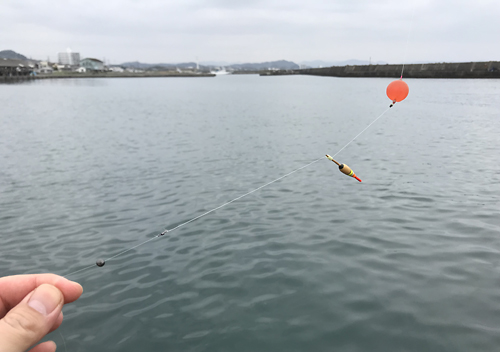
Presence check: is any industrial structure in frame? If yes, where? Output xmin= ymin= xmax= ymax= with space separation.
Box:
xmin=58 ymin=48 xmax=80 ymax=66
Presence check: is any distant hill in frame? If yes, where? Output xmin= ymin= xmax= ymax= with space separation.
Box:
xmin=119 ymin=61 xmax=160 ymax=69
xmin=0 ymin=50 xmax=28 ymax=60
xmin=228 ymin=60 xmax=299 ymax=70
xmin=120 ymin=61 xmax=207 ymax=70
xmin=200 ymin=61 xmax=233 ymax=66
xmin=299 ymin=59 xmax=388 ymax=68
xmin=119 ymin=60 xmax=300 ymax=71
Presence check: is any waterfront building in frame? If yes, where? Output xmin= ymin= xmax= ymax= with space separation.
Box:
xmin=109 ymin=66 xmax=124 ymax=72
xmin=55 ymin=64 xmax=72 ymax=71
xmin=125 ymin=67 xmax=144 ymax=73
xmin=37 ymin=61 xmax=53 ymax=74
xmin=0 ymin=58 xmax=36 ymax=77
xmin=80 ymin=58 xmax=105 ymax=71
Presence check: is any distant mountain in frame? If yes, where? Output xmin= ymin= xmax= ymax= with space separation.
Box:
xmin=0 ymin=50 xmax=28 ymax=60
xmin=119 ymin=61 xmax=208 ymax=70
xmin=299 ymin=59 xmax=387 ymax=68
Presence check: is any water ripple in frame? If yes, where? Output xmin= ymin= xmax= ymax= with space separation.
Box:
xmin=1 ymin=77 xmax=500 ymax=352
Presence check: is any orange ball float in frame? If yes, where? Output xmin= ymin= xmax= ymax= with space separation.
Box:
xmin=386 ymin=79 xmax=409 ymax=103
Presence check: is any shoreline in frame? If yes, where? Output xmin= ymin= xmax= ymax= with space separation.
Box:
xmin=0 ymin=72 xmax=216 ymax=81
xmin=2 ymin=61 xmax=500 ymax=80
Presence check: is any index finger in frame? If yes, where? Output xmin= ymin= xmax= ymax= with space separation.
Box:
xmin=0 ymin=274 xmax=83 ymax=317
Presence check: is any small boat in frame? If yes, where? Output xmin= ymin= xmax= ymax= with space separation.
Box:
xmin=211 ymin=67 xmax=230 ymax=75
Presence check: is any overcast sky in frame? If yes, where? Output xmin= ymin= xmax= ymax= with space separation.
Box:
xmin=1 ymin=0 xmax=499 ymax=64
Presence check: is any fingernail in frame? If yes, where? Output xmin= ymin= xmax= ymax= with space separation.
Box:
xmin=28 ymin=284 xmax=61 ymax=316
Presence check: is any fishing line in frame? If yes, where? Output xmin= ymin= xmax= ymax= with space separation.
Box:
xmin=64 ymin=106 xmax=392 ymax=279
xmin=400 ymin=11 xmax=416 ymax=79
xmin=59 ymin=331 xmax=68 ymax=352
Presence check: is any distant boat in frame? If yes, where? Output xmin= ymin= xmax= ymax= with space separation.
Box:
xmin=211 ymin=67 xmax=230 ymax=75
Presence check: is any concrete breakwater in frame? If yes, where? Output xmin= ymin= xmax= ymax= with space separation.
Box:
xmin=262 ymin=61 xmax=500 ymax=79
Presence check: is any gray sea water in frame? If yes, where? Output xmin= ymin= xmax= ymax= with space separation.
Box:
xmin=1 ymin=75 xmax=499 ymax=352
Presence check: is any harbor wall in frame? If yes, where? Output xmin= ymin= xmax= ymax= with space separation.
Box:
xmin=264 ymin=61 xmax=500 ymax=79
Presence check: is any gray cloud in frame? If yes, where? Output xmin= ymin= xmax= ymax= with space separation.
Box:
xmin=1 ymin=0 xmax=499 ymax=64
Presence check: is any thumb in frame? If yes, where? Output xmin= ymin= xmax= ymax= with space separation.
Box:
xmin=0 ymin=284 xmax=64 ymax=352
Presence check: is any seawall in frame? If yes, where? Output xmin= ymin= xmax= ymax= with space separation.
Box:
xmin=261 ymin=61 xmax=500 ymax=79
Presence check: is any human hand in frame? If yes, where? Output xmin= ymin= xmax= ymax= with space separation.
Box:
xmin=0 ymin=274 xmax=83 ymax=352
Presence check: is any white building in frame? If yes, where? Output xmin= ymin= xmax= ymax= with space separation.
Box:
xmin=58 ymin=48 xmax=80 ymax=66
xmin=125 ymin=67 xmax=144 ymax=73
xmin=109 ymin=66 xmax=124 ymax=72
xmin=80 ymin=58 xmax=105 ymax=71
xmin=36 ymin=61 xmax=53 ymax=74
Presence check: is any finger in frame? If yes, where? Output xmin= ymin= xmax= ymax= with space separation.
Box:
xmin=28 ymin=341 xmax=57 ymax=352
xmin=48 ymin=311 xmax=63 ymax=334
xmin=0 ymin=284 xmax=64 ymax=352
xmin=0 ymin=274 xmax=82 ymax=317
